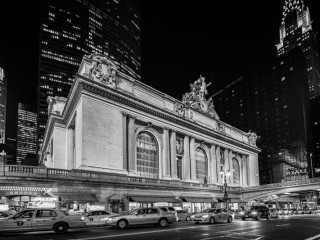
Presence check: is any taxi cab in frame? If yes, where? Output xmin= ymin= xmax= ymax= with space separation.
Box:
xmin=192 ymin=208 xmax=233 ymax=224
xmin=81 ymin=210 xmax=116 ymax=226
xmin=0 ymin=208 xmax=86 ymax=235
xmin=176 ymin=210 xmax=192 ymax=221
xmin=107 ymin=207 xmax=176 ymax=229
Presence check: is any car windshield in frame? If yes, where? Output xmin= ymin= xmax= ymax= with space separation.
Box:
xmin=202 ymin=208 xmax=215 ymax=213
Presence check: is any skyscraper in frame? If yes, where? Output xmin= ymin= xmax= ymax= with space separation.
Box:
xmin=0 ymin=67 xmax=7 ymax=143
xmin=213 ymin=48 xmax=312 ymax=184
xmin=16 ymin=104 xmax=37 ymax=165
xmin=38 ymin=0 xmax=141 ymax=145
xmin=276 ymin=0 xmax=320 ymax=98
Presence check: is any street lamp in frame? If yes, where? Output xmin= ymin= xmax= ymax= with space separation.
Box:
xmin=220 ymin=167 xmax=231 ymax=209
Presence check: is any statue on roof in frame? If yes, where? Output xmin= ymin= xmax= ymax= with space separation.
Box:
xmin=179 ymin=75 xmax=219 ymax=119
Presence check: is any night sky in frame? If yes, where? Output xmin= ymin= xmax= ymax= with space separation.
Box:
xmin=0 ymin=0 xmax=319 ymax=139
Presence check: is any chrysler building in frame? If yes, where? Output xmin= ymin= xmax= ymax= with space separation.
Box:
xmin=276 ymin=0 xmax=320 ymax=98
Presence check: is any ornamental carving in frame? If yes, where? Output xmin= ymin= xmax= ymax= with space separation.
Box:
xmin=88 ymin=55 xmax=121 ymax=88
xmin=177 ymin=75 xmax=219 ymax=119
xmin=176 ymin=137 xmax=184 ymax=155
xmin=247 ymin=130 xmax=258 ymax=147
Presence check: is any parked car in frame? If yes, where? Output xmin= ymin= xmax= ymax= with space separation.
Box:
xmin=106 ymin=207 xmax=177 ymax=229
xmin=176 ymin=210 xmax=192 ymax=221
xmin=303 ymin=208 xmax=317 ymax=214
xmin=241 ymin=205 xmax=270 ymax=221
xmin=0 ymin=208 xmax=86 ymax=235
xmin=269 ymin=208 xmax=279 ymax=218
xmin=192 ymin=208 xmax=233 ymax=224
xmin=81 ymin=210 xmax=116 ymax=226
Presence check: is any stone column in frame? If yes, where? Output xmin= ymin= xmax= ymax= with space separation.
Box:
xmin=210 ymin=144 xmax=217 ymax=183
xmin=190 ymin=137 xmax=197 ymax=180
xmin=229 ymin=151 xmax=234 ymax=185
xmin=241 ymin=155 xmax=247 ymax=186
xmin=66 ymin=127 xmax=74 ymax=169
xmin=128 ymin=116 xmax=136 ymax=173
xmin=163 ymin=127 xmax=170 ymax=178
xmin=224 ymin=149 xmax=230 ymax=183
xmin=183 ymin=135 xmax=190 ymax=180
xmin=122 ymin=113 xmax=128 ymax=171
xmin=216 ymin=146 xmax=222 ymax=183
xmin=170 ymin=131 xmax=178 ymax=178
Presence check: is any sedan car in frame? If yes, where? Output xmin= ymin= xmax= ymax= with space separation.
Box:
xmin=81 ymin=210 xmax=116 ymax=226
xmin=176 ymin=210 xmax=192 ymax=221
xmin=107 ymin=207 xmax=176 ymax=229
xmin=241 ymin=205 xmax=270 ymax=221
xmin=0 ymin=208 xmax=86 ymax=235
xmin=192 ymin=208 xmax=233 ymax=224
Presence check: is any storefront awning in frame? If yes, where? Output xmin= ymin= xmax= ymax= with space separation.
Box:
xmin=129 ymin=196 xmax=181 ymax=203
xmin=57 ymin=194 xmax=98 ymax=202
xmin=183 ymin=197 xmax=216 ymax=203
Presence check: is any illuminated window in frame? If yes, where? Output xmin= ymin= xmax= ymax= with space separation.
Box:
xmin=136 ymin=132 xmax=158 ymax=178
xmin=232 ymin=158 xmax=240 ymax=185
xmin=195 ymin=148 xmax=208 ymax=181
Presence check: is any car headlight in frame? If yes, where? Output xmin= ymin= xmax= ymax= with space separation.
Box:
xmin=239 ymin=211 xmax=244 ymax=215
xmin=202 ymin=215 xmax=209 ymax=218
xmin=191 ymin=215 xmax=195 ymax=219
xmin=80 ymin=216 xmax=85 ymax=221
xmin=251 ymin=211 xmax=257 ymax=215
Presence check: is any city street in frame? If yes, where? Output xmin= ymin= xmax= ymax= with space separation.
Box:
xmin=2 ymin=214 xmax=320 ymax=240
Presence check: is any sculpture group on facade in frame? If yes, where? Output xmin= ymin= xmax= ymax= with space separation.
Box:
xmin=88 ymin=55 xmax=121 ymax=88
xmin=176 ymin=75 xmax=220 ymax=119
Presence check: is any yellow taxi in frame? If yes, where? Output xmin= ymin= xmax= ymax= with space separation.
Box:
xmin=0 ymin=208 xmax=86 ymax=235
xmin=81 ymin=210 xmax=116 ymax=226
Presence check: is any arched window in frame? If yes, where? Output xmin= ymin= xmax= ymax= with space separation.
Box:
xmin=136 ymin=132 xmax=158 ymax=178
xmin=195 ymin=148 xmax=208 ymax=181
xmin=232 ymin=158 xmax=240 ymax=185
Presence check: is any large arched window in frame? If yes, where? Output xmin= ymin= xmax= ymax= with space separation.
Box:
xmin=136 ymin=132 xmax=158 ymax=178
xmin=232 ymin=158 xmax=240 ymax=185
xmin=195 ymin=148 xmax=208 ymax=181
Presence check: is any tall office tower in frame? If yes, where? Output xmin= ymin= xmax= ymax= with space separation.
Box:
xmin=0 ymin=67 xmax=7 ymax=143
xmin=310 ymin=96 xmax=320 ymax=177
xmin=213 ymin=48 xmax=312 ymax=184
xmin=16 ymin=104 xmax=38 ymax=165
xmin=38 ymin=0 xmax=141 ymax=145
xmin=276 ymin=0 xmax=320 ymax=98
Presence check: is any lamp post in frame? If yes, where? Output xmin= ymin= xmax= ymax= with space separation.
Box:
xmin=220 ymin=167 xmax=231 ymax=209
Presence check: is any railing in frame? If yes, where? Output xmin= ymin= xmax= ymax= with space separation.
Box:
xmin=0 ymin=164 xmax=242 ymax=193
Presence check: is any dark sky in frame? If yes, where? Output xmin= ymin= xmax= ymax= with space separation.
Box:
xmin=0 ymin=0 xmax=319 ymax=139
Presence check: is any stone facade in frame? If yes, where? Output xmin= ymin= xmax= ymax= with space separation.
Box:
xmin=39 ymin=54 xmax=260 ymax=211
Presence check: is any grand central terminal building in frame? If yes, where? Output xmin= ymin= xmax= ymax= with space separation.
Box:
xmin=39 ymin=54 xmax=260 ymax=213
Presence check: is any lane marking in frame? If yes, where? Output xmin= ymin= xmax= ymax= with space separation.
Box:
xmin=305 ymin=234 xmax=320 ymax=240
xmin=78 ymin=225 xmax=260 ymax=240
xmin=276 ymin=224 xmax=290 ymax=226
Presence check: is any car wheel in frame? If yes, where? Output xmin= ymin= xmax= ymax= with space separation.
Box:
xmin=256 ymin=214 xmax=260 ymax=221
xmin=267 ymin=214 xmax=270 ymax=220
xmin=276 ymin=214 xmax=279 ymax=218
xmin=241 ymin=217 xmax=246 ymax=221
xmin=210 ymin=217 xmax=215 ymax=224
xmin=54 ymin=222 xmax=68 ymax=234
xmin=117 ymin=219 xmax=128 ymax=229
xmin=195 ymin=222 xmax=199 ymax=224
xmin=227 ymin=216 xmax=233 ymax=223
xmin=159 ymin=218 xmax=168 ymax=227
xmin=186 ymin=216 xmax=191 ymax=221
